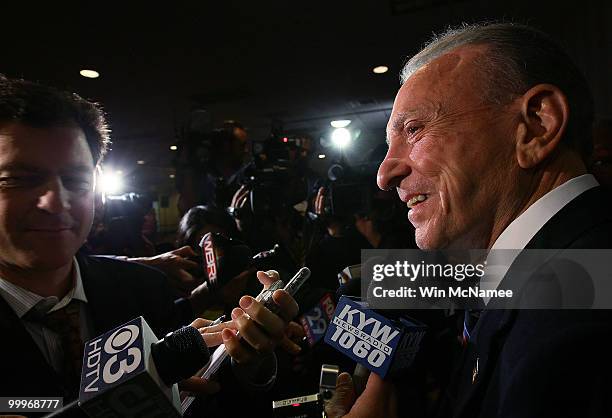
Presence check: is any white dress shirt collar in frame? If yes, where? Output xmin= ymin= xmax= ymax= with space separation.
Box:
xmin=0 ymin=257 xmax=88 ymax=318
xmin=482 ymin=174 xmax=599 ymax=305
xmin=491 ymin=174 xmax=599 ymax=250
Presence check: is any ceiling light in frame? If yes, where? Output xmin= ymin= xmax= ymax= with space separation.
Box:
xmin=331 ymin=128 xmax=351 ymax=149
xmin=373 ymin=66 xmax=388 ymax=74
xmin=80 ymin=69 xmax=100 ymax=79
xmin=137 ymin=160 xmax=145 ymax=165
xmin=169 ymin=174 xmax=175 ymax=179
xmin=170 ymin=145 xmax=178 ymax=151
xmin=318 ymin=154 xmax=326 ymax=159
xmin=330 ymin=120 xmax=351 ymax=128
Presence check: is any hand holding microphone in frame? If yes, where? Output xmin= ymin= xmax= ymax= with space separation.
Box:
xmin=321 ymin=296 xmax=426 ymax=418
xmin=46 ymin=317 xmax=212 ymax=417
xmin=188 ymin=232 xmax=280 ymax=313
xmin=325 ymin=372 xmax=398 ymax=418
xmin=181 ymin=267 xmax=308 ymax=415
xmin=223 ymin=269 xmax=301 ymax=364
xmin=180 ymin=316 xmax=238 ymax=397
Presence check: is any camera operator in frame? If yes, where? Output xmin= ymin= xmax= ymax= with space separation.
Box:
xmin=226 ymin=136 xmax=311 ymax=274
xmin=85 ymin=193 xmax=157 ymax=257
xmin=176 ymin=120 xmax=250 ymax=214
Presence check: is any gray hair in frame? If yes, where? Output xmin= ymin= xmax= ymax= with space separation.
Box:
xmin=400 ymin=22 xmax=594 ymax=159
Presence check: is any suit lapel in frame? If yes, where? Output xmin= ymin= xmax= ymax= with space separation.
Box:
xmin=0 ymin=294 xmax=63 ymax=394
xmin=525 ymin=186 xmax=611 ymax=250
xmin=453 ymin=187 xmax=611 ymax=416
xmin=77 ymin=254 xmax=126 ymax=336
xmin=452 ymin=309 xmax=515 ymax=417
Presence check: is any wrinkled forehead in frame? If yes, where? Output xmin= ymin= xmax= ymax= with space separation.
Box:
xmin=419 ymin=45 xmax=489 ymax=87
xmin=390 ymin=45 xmax=491 ymax=117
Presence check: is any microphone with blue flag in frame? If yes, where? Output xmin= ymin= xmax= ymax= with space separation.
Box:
xmin=324 ymin=296 xmax=426 ymax=379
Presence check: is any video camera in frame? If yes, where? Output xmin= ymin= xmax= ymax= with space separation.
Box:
xmin=234 ymin=158 xmax=307 ymax=218
xmin=314 ymin=161 xmax=380 ymax=219
xmin=213 ymin=130 xmax=311 ymax=220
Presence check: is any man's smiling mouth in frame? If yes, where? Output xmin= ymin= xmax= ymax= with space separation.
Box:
xmin=407 ymin=194 xmax=428 ymax=208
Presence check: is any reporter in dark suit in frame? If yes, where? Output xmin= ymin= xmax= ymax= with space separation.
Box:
xmin=0 ymin=254 xmax=185 ymax=400
xmin=328 ymin=23 xmax=612 ymax=418
xmin=0 ymin=76 xmax=298 ymax=410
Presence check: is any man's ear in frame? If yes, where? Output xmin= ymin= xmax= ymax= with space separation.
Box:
xmin=515 ymin=84 xmax=569 ymax=169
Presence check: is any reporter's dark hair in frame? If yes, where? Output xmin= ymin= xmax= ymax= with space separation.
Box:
xmin=176 ymin=205 xmax=238 ymax=248
xmin=0 ymin=74 xmax=110 ymax=164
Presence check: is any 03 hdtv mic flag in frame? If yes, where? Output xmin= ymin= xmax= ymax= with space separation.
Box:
xmin=324 ymin=296 xmax=426 ymax=378
xmin=79 ymin=317 xmax=182 ymax=417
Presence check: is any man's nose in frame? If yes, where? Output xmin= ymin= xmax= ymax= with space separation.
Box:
xmin=377 ymin=154 xmax=412 ymax=191
xmin=37 ymin=178 xmax=71 ymax=213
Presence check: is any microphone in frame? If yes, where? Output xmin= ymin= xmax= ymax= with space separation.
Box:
xmin=46 ymin=317 xmax=210 ymax=417
xmin=298 ymin=292 xmax=336 ymax=347
xmin=324 ymin=296 xmax=426 ymax=379
xmin=195 ymin=232 xmax=279 ymax=294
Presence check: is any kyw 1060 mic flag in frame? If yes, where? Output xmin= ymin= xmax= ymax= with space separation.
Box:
xmin=324 ymin=296 xmax=426 ymax=379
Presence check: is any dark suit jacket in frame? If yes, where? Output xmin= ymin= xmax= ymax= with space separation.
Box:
xmin=442 ymin=186 xmax=612 ymax=418
xmin=0 ymin=254 xmax=187 ymax=402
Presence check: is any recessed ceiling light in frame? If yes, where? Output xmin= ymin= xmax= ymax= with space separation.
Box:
xmin=169 ymin=174 xmax=175 ymax=179
xmin=318 ymin=154 xmax=326 ymax=159
xmin=80 ymin=69 xmax=100 ymax=79
xmin=330 ymin=120 xmax=351 ymax=128
xmin=373 ymin=66 xmax=388 ymax=74
xmin=170 ymin=145 xmax=178 ymax=151
xmin=137 ymin=160 xmax=145 ymax=165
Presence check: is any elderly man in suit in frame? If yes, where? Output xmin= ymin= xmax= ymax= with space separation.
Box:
xmin=327 ymin=22 xmax=612 ymax=418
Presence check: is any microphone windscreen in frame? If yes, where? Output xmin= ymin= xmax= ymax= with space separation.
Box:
xmin=151 ymin=326 xmax=210 ymax=386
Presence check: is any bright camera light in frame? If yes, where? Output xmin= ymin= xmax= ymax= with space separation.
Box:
xmin=99 ymin=170 xmax=123 ymax=195
xmin=330 ymin=119 xmax=351 ymax=128
xmin=170 ymin=145 xmax=178 ymax=151
xmin=331 ymin=128 xmax=351 ymax=148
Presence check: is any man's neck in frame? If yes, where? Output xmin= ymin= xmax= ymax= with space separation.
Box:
xmin=486 ymin=151 xmax=587 ymax=249
xmin=0 ymin=261 xmax=74 ymax=299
